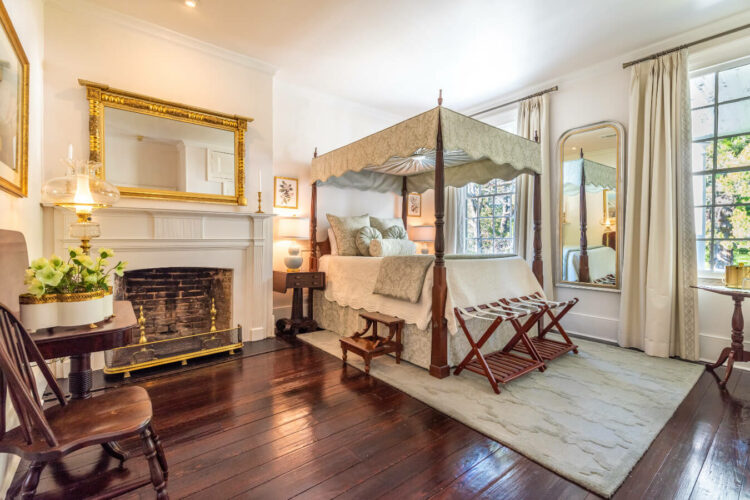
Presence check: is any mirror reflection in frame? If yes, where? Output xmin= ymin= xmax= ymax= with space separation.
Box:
xmin=560 ymin=124 xmax=620 ymax=287
xmin=104 ymin=107 xmax=236 ymax=196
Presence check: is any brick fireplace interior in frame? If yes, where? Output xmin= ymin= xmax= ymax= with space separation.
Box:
xmin=115 ymin=267 xmax=233 ymax=342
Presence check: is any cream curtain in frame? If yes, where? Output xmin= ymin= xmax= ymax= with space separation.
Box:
xmin=618 ymin=49 xmax=699 ymax=360
xmin=444 ymin=186 xmax=467 ymax=254
xmin=516 ymin=94 xmax=553 ymax=298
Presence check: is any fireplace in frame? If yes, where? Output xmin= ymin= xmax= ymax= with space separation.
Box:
xmin=104 ymin=267 xmax=241 ymax=376
xmin=115 ymin=267 xmax=233 ymax=341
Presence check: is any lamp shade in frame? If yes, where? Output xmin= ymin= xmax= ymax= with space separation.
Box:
xmin=278 ymin=217 xmax=310 ymax=240
xmin=43 ymin=161 xmax=120 ymax=214
xmin=409 ymin=225 xmax=435 ymax=242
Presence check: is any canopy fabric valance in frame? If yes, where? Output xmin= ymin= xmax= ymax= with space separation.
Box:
xmin=312 ymin=107 xmax=542 ymax=193
xmin=562 ymin=158 xmax=616 ymax=195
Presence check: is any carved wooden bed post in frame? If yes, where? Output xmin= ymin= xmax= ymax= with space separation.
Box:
xmin=401 ymin=177 xmax=408 ymax=230
xmin=430 ymin=94 xmax=450 ymax=379
xmin=532 ymin=131 xmax=543 ymax=288
xmin=578 ymin=148 xmax=590 ymax=283
xmin=310 ymin=147 xmax=319 ymax=273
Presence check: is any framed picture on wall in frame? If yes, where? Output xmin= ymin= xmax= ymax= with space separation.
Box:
xmin=0 ymin=2 xmax=29 ymax=197
xmin=274 ymin=176 xmax=298 ymax=209
xmin=407 ymin=192 xmax=421 ymax=217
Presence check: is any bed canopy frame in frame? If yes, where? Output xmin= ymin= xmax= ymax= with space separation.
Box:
xmin=562 ymin=150 xmax=617 ymax=283
xmin=309 ymin=93 xmax=544 ymax=379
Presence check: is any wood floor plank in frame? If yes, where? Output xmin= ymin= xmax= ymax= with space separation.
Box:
xmin=18 ymin=341 xmax=750 ymax=500
xmin=690 ymin=370 xmax=750 ymax=500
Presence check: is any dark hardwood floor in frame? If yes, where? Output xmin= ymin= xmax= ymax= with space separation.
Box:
xmin=18 ymin=341 xmax=750 ymax=499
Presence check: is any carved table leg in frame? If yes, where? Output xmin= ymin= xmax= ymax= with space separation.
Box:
xmin=707 ymin=295 xmax=745 ymax=390
xmin=706 ymin=347 xmax=731 ymax=371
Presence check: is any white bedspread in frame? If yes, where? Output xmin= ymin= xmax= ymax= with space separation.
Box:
xmin=319 ymin=255 xmax=543 ymax=334
xmin=565 ymin=246 xmax=615 ymax=282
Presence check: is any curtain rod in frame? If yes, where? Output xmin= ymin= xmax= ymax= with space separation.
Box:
xmin=469 ymin=86 xmax=559 ymax=117
xmin=622 ymin=23 xmax=750 ymax=69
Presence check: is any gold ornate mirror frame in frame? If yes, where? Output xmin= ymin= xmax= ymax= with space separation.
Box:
xmin=80 ymin=79 xmax=250 ymax=205
xmin=557 ymin=121 xmax=625 ymax=290
xmin=0 ymin=1 xmax=29 ymax=197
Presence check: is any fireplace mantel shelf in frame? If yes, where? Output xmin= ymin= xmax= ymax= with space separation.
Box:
xmin=42 ymin=203 xmax=276 ymax=219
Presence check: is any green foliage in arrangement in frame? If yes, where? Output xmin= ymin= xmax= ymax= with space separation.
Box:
xmin=25 ymin=247 xmax=127 ymax=297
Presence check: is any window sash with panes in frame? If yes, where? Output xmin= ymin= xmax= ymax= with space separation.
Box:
xmin=690 ymin=59 xmax=750 ymax=273
xmin=465 ymin=179 xmax=516 ymax=254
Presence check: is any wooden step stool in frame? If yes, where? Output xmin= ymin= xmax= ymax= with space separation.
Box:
xmin=340 ymin=312 xmax=404 ymax=374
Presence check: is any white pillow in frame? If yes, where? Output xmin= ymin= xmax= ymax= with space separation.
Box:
xmin=327 ymin=228 xmax=338 ymax=255
xmin=369 ymin=239 xmax=417 ymax=257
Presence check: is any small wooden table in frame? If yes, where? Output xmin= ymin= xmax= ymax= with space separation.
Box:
xmin=31 ymin=300 xmax=137 ymax=399
xmin=693 ymin=285 xmax=750 ymax=389
xmin=340 ymin=312 xmax=404 ymax=374
xmin=273 ymin=271 xmax=325 ymax=335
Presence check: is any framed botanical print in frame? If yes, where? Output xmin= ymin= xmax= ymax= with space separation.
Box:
xmin=407 ymin=192 xmax=421 ymax=217
xmin=274 ymin=176 xmax=298 ymax=209
xmin=0 ymin=1 xmax=29 ymax=197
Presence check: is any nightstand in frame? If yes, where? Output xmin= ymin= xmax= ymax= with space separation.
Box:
xmin=273 ymin=271 xmax=326 ymax=335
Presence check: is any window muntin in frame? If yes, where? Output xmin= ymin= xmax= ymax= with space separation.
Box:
xmin=691 ymin=59 xmax=750 ymax=272
xmin=465 ymin=179 xmax=516 ymax=254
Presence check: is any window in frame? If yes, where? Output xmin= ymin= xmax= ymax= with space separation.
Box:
xmin=690 ymin=59 xmax=750 ymax=272
xmin=465 ymin=179 xmax=517 ymax=254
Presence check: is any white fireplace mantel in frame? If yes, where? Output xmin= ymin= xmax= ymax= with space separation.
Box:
xmin=43 ymin=205 xmax=275 ymax=354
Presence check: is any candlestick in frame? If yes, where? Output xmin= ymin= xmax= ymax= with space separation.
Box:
xmin=67 ymin=144 xmax=73 ymax=163
xmin=256 ymin=191 xmax=263 ymax=213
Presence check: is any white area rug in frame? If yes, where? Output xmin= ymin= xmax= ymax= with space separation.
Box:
xmin=298 ymin=330 xmax=703 ymax=497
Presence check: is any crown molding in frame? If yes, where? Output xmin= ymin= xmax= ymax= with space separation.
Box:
xmin=44 ymin=0 xmax=277 ymax=76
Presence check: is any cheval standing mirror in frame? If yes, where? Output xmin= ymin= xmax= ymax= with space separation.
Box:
xmin=558 ymin=121 xmax=624 ymax=289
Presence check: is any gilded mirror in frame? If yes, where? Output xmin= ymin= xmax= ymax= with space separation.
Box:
xmin=80 ymin=80 xmax=250 ymax=205
xmin=558 ymin=121 xmax=624 ymax=289
xmin=0 ymin=1 xmax=28 ymax=197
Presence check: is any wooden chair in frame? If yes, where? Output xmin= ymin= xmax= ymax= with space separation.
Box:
xmin=0 ymin=302 xmax=168 ymax=499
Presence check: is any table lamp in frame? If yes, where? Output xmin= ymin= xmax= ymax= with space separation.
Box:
xmin=278 ymin=216 xmax=310 ymax=272
xmin=43 ymin=147 xmax=120 ymax=255
xmin=409 ymin=224 xmax=435 ymax=254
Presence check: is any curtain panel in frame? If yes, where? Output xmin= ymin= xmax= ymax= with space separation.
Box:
xmin=516 ymin=94 xmax=553 ymax=298
xmin=618 ymin=49 xmax=699 ymax=360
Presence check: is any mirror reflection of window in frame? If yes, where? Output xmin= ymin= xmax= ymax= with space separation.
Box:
xmin=104 ymin=107 xmax=235 ymax=195
xmin=560 ymin=124 xmax=621 ymax=288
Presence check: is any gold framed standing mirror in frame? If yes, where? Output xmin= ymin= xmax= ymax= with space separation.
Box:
xmin=558 ymin=121 xmax=624 ymax=289
xmin=80 ymin=80 xmax=251 ymax=205
xmin=0 ymin=1 xmax=28 ymax=197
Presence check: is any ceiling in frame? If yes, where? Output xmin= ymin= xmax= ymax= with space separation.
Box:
xmin=89 ymin=0 xmax=750 ymax=116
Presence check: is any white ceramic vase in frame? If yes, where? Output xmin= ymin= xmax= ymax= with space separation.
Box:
xmin=19 ymin=289 xmax=113 ymax=332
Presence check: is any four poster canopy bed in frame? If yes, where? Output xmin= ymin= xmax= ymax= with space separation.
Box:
xmin=308 ymin=99 xmax=577 ymax=382
xmin=561 ymin=152 xmax=618 ymax=284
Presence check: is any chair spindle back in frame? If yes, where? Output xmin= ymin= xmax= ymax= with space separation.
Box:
xmin=0 ymin=302 xmax=67 ymax=447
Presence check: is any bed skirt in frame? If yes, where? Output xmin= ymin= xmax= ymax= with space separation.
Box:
xmin=312 ymin=290 xmax=520 ymax=369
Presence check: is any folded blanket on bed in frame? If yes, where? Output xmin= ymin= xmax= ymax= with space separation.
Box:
xmin=373 ymin=255 xmax=435 ymax=303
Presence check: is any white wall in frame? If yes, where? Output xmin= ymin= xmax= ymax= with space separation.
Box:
xmin=42 ymin=0 xmax=274 ymax=215
xmin=272 ymin=80 xmax=401 ymax=317
xmin=0 ymin=0 xmax=44 ymax=260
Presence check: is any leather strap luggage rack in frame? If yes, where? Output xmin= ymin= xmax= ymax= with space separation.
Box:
xmin=453 ymin=293 xmax=579 ymax=394
xmin=454 ymin=299 xmax=547 ymax=394
xmin=510 ymin=293 xmax=579 ymax=361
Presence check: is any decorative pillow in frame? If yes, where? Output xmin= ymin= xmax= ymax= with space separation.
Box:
xmin=369 ymin=238 xmax=417 ymax=257
xmin=327 ymin=228 xmax=338 ymax=255
xmin=356 ymin=226 xmax=382 ymax=256
xmin=383 ymin=225 xmax=408 ymax=240
xmin=326 ymin=214 xmax=370 ymax=256
xmin=370 ymin=216 xmax=405 ymax=235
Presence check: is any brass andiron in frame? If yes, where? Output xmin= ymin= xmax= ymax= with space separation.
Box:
xmin=137 ymin=306 xmax=147 ymax=344
xmin=210 ymin=298 xmax=217 ymax=333
xmin=256 ymin=191 xmax=264 ymax=213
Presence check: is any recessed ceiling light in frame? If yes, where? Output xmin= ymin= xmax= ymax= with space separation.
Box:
xmin=185 ymin=0 xmax=197 ymax=7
